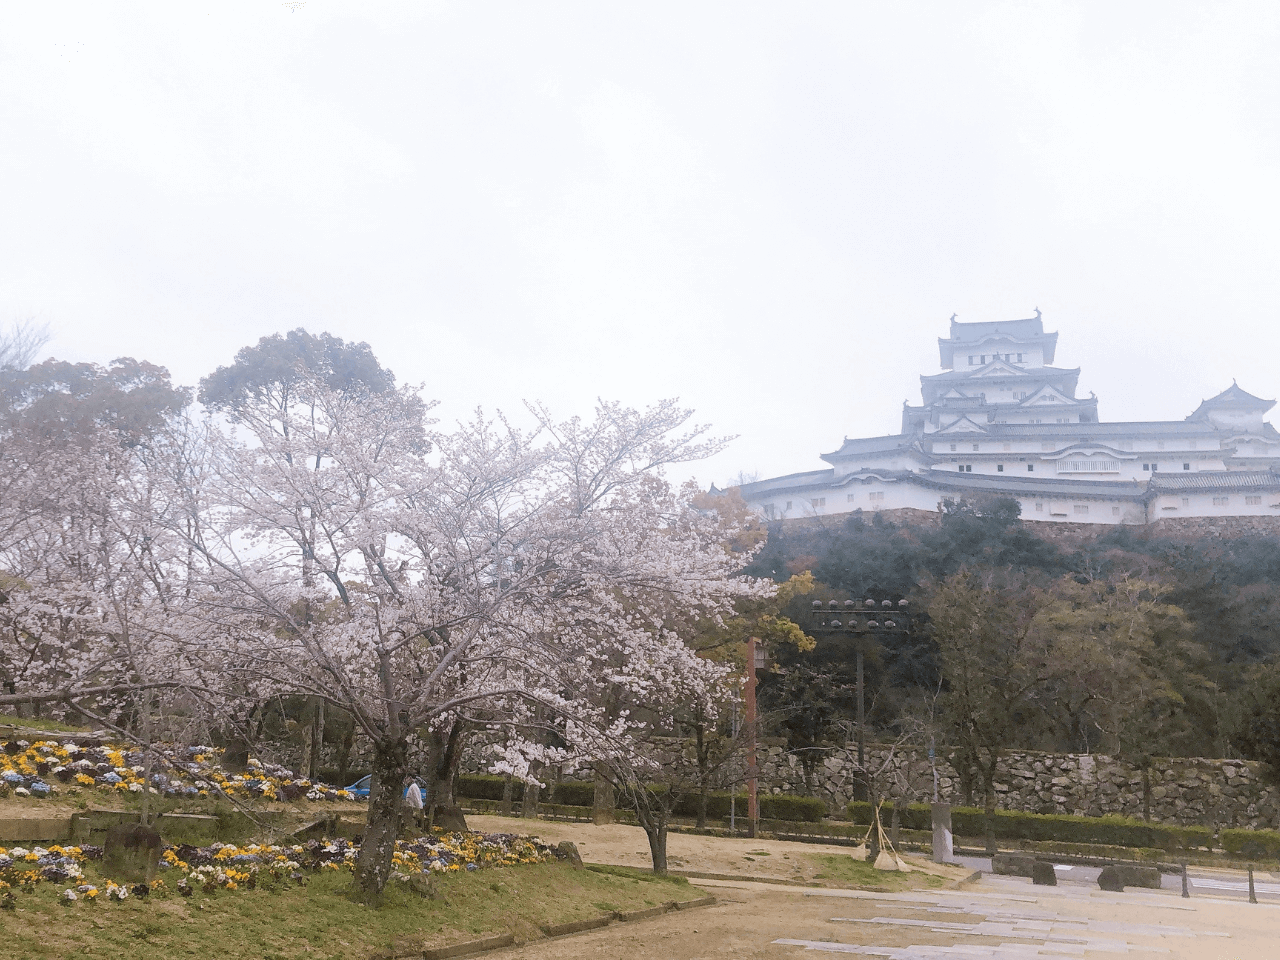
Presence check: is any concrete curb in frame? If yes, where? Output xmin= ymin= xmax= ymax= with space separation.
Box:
xmin=419 ymin=933 xmax=516 ymax=959
xmin=538 ymin=915 xmax=613 ymax=937
xmin=949 ymin=870 xmax=984 ymax=888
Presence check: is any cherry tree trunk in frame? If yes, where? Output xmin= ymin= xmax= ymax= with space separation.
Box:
xmin=982 ymin=772 xmax=998 ymax=856
xmin=645 ymin=824 xmax=668 ymax=875
xmin=356 ymin=737 xmax=409 ymax=904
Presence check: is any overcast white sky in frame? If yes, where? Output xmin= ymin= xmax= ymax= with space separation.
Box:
xmin=3 ymin=2 xmax=1279 ymax=486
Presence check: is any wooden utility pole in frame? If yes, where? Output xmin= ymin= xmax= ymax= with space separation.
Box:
xmin=745 ymin=637 xmax=759 ymax=838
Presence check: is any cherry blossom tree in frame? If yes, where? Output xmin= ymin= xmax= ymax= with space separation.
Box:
xmin=0 ymin=360 xmax=201 ymax=729
xmin=0 ymin=333 xmax=770 ymax=902
xmin=164 ymin=366 xmax=766 ymax=901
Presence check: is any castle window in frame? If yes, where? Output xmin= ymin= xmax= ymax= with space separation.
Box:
xmin=981 ymin=355 xmax=987 ymax=364
xmin=968 ymin=355 xmax=975 ymax=365
xmin=1152 ymin=463 xmax=1158 ymax=472
xmin=1074 ymin=504 xmax=1089 ymax=515
xmin=950 ymin=443 xmax=957 ymax=451
xmin=1183 ymin=463 xmax=1190 ymax=470
xmin=1112 ymin=506 xmax=1120 ymax=516
xmin=847 ymin=493 xmax=857 ymax=502
xmin=1035 ymin=502 xmax=1044 ymax=511
xmin=785 ymin=501 xmax=792 ymax=510
xmin=972 ymin=443 xmax=979 ymax=451
xmin=764 ymin=504 xmax=775 ymax=518
xmin=869 ymin=491 xmax=884 ymax=502
xmin=1142 ymin=464 xmax=1150 ymax=471
xmin=1247 ymin=495 xmax=1262 ymax=506
xmin=1182 ymin=498 xmax=1190 ymax=507
xmin=1017 ymin=353 xmax=1023 ymax=362
xmin=958 ymin=464 xmax=972 ymax=472
xmin=811 ymin=498 xmax=825 ymax=508
xmin=997 ymin=464 xmax=1004 ymax=472
xmin=1213 ymin=496 xmax=1230 ymax=507
xmin=1027 ymin=464 xmax=1034 ymax=472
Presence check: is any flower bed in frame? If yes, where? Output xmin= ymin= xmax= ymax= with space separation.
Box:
xmin=0 ymin=739 xmax=357 ymax=802
xmin=0 ymin=830 xmax=555 ymax=907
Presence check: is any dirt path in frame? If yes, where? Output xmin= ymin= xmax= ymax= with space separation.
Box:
xmin=467 ymin=814 xmax=965 ymax=886
xmin=487 ymin=872 xmax=1278 ymax=960
xmin=468 ymin=816 xmax=1277 ymax=960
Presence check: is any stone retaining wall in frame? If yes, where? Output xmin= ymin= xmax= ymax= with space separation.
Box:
xmin=760 ymin=744 xmax=1280 ymax=830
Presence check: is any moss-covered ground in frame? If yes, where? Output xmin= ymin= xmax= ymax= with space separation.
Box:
xmin=808 ymin=853 xmax=947 ymax=890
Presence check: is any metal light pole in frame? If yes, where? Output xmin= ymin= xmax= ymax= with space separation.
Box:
xmin=804 ymin=597 xmax=911 ymax=802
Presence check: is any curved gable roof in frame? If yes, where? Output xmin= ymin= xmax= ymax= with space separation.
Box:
xmin=1188 ymin=383 xmax=1275 ymax=419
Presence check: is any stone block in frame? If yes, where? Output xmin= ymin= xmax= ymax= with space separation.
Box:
xmin=0 ymin=817 xmax=71 ymax=843
xmin=1031 ymin=861 xmax=1057 ymax=886
xmin=555 ymin=841 xmax=584 ymax=868
xmin=991 ymin=854 xmax=1037 ymax=878
xmin=1097 ymin=865 xmax=1125 ymax=892
xmin=1097 ymin=863 xmax=1160 ymax=891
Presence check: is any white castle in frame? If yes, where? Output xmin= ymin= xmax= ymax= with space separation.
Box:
xmin=739 ymin=313 xmax=1280 ymax=525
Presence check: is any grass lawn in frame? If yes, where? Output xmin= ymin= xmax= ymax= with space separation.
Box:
xmin=807 ymin=854 xmax=947 ymax=891
xmin=0 ymin=861 xmax=703 ymax=960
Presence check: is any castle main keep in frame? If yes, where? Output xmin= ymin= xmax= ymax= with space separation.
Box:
xmin=740 ymin=314 xmax=1280 ymax=525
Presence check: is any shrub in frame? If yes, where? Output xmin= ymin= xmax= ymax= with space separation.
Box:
xmin=845 ymin=801 xmax=932 ymax=831
xmin=669 ymin=791 xmax=825 ymax=822
xmin=846 ymin=802 xmax=1214 ymax=851
xmin=760 ymin=794 xmax=827 ymax=822
xmin=456 ymin=774 xmax=523 ymax=802
xmin=548 ymin=780 xmax=595 ymax=807
xmin=1220 ymin=828 xmax=1280 ymax=859
xmin=456 ymin=776 xmax=824 ymax=823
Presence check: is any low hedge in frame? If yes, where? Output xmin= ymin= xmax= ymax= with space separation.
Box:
xmin=846 ymin=801 xmax=1213 ymax=851
xmin=457 ymin=774 xmax=521 ymax=802
xmin=455 ymin=776 xmax=825 ymax=822
xmin=671 ymin=791 xmax=826 ymax=822
xmin=455 ymin=775 xmax=595 ymax=806
xmin=1220 ymin=828 xmax=1280 ymax=859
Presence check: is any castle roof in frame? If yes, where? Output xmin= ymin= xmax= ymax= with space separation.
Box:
xmin=921 ymin=364 xmax=1080 ymax=384
xmin=738 ymin=469 xmax=835 ymax=497
xmin=947 ymin=316 xmax=1045 ymax=342
xmin=821 ymin=434 xmax=917 ymax=461
xmin=913 ymin=470 xmax=1146 ymax=500
xmin=937 ymin=315 xmax=1058 ymax=367
xmin=1188 ymin=383 xmax=1276 ymax=419
xmin=985 ymin=420 xmax=1220 ymax=438
xmin=1146 ymin=470 xmax=1280 ymax=492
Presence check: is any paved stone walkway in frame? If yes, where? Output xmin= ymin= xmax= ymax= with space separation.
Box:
xmin=771 ymin=877 xmax=1247 ymax=959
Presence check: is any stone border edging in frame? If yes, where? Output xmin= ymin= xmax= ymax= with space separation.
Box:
xmin=381 ymin=893 xmax=717 ymax=959
xmin=421 ymin=934 xmax=516 ymax=960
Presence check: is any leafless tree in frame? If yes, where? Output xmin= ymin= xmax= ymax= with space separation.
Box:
xmin=0 ymin=320 xmax=51 ymax=370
